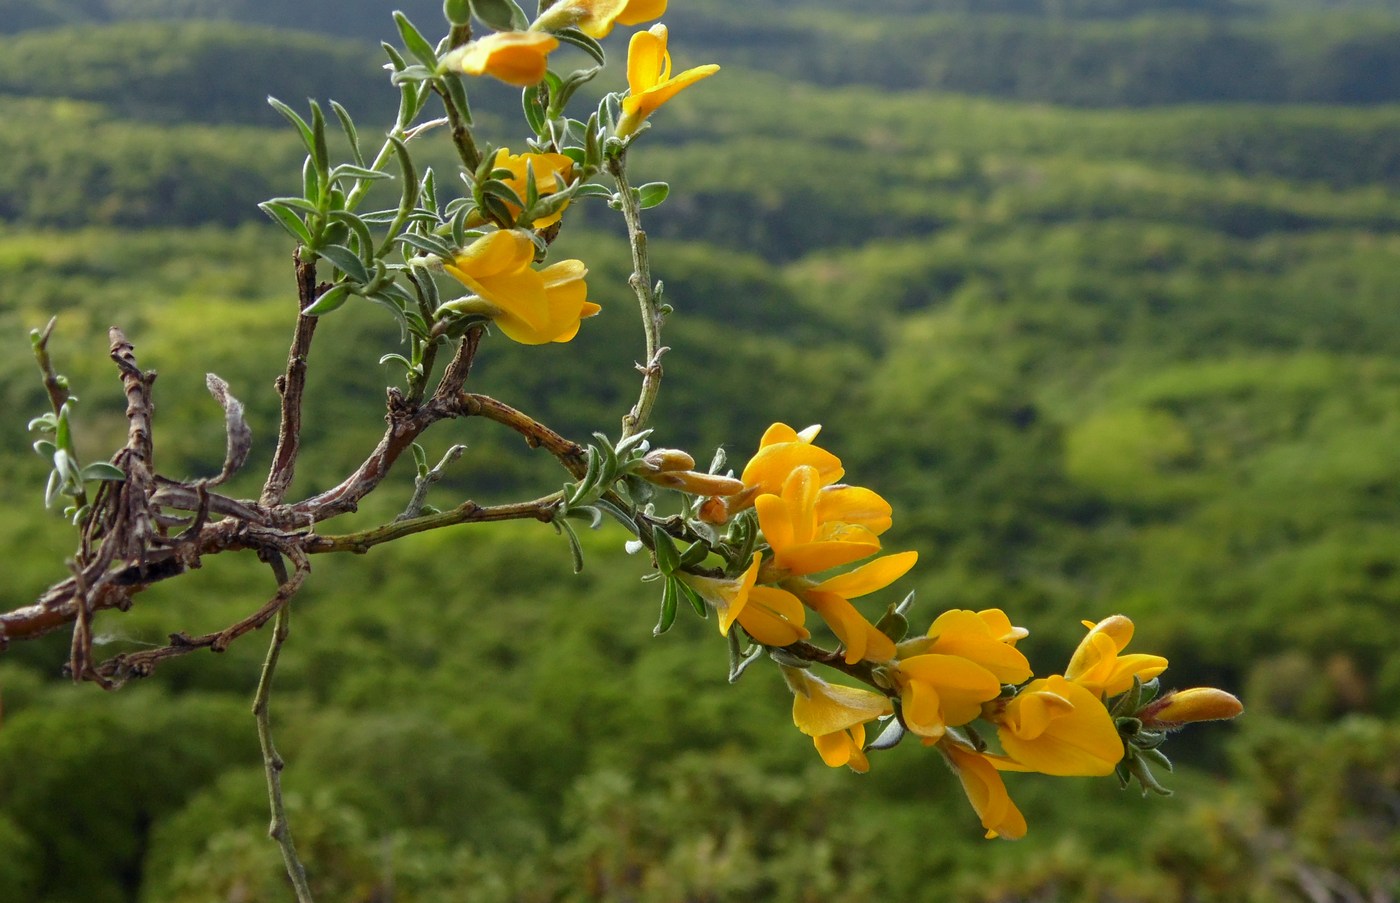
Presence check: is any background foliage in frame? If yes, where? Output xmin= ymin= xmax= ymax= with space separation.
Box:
xmin=1 ymin=1 xmax=1397 ymax=900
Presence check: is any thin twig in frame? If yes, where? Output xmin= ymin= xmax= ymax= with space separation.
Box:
xmin=308 ymin=495 xmax=562 ymax=554
xmin=261 ymin=250 xmax=322 ymax=506
xmin=253 ymin=553 xmax=314 ymax=903
xmin=606 ymin=152 xmax=667 ymax=440
xmin=456 ymin=393 xmax=588 ymax=477
xmin=396 ymin=444 xmax=467 ymax=521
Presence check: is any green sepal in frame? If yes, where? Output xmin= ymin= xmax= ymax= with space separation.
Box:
xmin=653 ymin=577 xmax=678 ymax=636
xmin=868 ymin=717 xmax=906 ymax=752
xmin=874 ymin=604 xmax=910 ymax=643
xmin=678 ymin=540 xmax=710 ymax=570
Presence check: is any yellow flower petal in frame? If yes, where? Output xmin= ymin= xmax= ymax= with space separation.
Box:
xmin=616 ymin=25 xmax=719 ymax=138
xmin=442 ymin=31 xmax=558 ymax=86
xmin=993 ymin=676 xmax=1123 ymax=777
xmin=804 ymin=590 xmax=897 ymax=665
xmin=926 ymin=609 xmax=1033 ymax=685
xmin=896 ymin=654 xmax=1002 ymax=738
xmin=812 ymin=550 xmax=918 ymax=599
xmin=943 ymin=740 xmax=1027 ymax=840
xmin=737 ymin=585 xmax=809 ymax=647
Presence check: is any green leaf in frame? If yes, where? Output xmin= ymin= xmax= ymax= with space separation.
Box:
xmin=411 ymin=441 xmax=429 ymax=476
xmin=316 ymin=244 xmax=370 ymax=284
xmin=397 ymin=232 xmax=457 ymax=259
xmin=677 ymin=580 xmax=708 ymax=619
xmin=258 ymin=202 xmax=312 ymax=245
xmin=309 ymin=100 xmax=329 ymax=176
xmin=636 ymin=182 xmax=669 ymax=209
xmin=80 ymin=462 xmax=125 ymax=482
xmin=304 ymin=284 xmax=353 ymax=316
xmin=470 ymin=0 xmax=528 ymax=32
xmin=522 ymin=84 xmax=547 ymax=136
xmin=330 ymin=100 xmax=363 ymax=166
xmin=653 ymin=577 xmax=678 ymax=636
xmin=267 ymin=96 xmax=316 ymax=160
xmin=651 ymin=524 xmax=681 ymax=575
xmin=394 ymin=11 xmax=439 ymax=68
xmin=554 ymin=27 xmax=606 ymax=67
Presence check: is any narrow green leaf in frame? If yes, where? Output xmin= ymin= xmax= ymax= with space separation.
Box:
xmin=554 ymin=27 xmax=606 ymax=66
xmin=636 ymin=181 xmax=669 ymax=209
xmin=470 ymin=0 xmax=528 ymax=31
xmin=316 ymin=244 xmax=370 ymax=284
xmin=309 ymin=100 xmax=329 ymax=176
xmin=259 ymin=202 xmax=312 ymax=245
xmin=653 ymin=578 xmax=678 ymax=636
xmin=394 ymin=11 xmax=439 ymax=68
xmin=267 ymin=96 xmax=316 ymax=158
xmin=304 ymin=284 xmax=353 ymax=316
xmin=651 ymin=524 xmax=681 ymax=575
xmin=677 ymin=580 xmax=708 ymax=619
xmin=80 ymin=462 xmax=125 ymax=482
xmin=330 ymin=100 xmax=364 ymax=166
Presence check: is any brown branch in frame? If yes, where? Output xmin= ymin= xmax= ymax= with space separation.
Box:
xmin=91 ymin=542 xmax=310 ymax=684
xmin=307 ymin=495 xmax=561 ymax=554
xmin=253 ymin=554 xmax=314 ymax=902
xmin=261 ymin=250 xmax=322 ymax=506
xmin=456 ymin=393 xmax=588 ymax=478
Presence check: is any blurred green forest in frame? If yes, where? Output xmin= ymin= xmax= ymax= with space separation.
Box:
xmin=1 ymin=1 xmax=1398 ymax=901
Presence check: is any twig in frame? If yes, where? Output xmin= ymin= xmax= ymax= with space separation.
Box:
xmin=31 ymin=316 xmax=73 ymax=416
xmin=456 ymin=393 xmax=588 ymax=477
xmin=606 ymin=152 xmax=668 ymax=440
xmin=308 ymin=495 xmax=562 ymax=554
xmin=253 ymin=554 xmax=314 ymax=903
xmin=396 ymin=444 xmax=466 ymax=521
xmin=261 ymin=249 xmax=322 ymax=506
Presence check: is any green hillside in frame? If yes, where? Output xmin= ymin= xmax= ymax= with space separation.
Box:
xmin=1 ymin=2 xmax=1398 ymax=900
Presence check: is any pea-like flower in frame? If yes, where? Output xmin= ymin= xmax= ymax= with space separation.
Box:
xmin=440 ymin=31 xmax=559 ymax=86
xmin=487 ymin=149 xmax=577 ymax=228
xmin=531 ymin=0 xmax=666 ymax=39
xmin=755 ymin=465 xmax=888 ymax=576
xmin=917 ymin=609 xmax=1033 ymax=685
xmin=784 ymin=666 xmax=893 ymax=773
xmin=615 ymin=25 xmax=719 ymax=139
xmin=941 ymin=739 xmax=1027 ymax=840
xmin=1065 ymin=615 xmax=1169 ymax=698
xmin=439 ymin=230 xmax=600 ymax=345
xmin=803 ymin=551 xmax=918 ymax=664
xmin=892 ymin=653 xmax=1002 ymax=741
xmin=679 ymin=553 xmax=809 ymax=648
xmin=987 ymin=675 xmax=1123 ymax=776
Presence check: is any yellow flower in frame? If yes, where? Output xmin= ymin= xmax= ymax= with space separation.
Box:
xmin=784 ymin=666 xmax=893 ymax=773
xmin=488 ymin=149 xmax=577 ymax=228
xmin=987 ymin=675 xmax=1123 ymax=776
xmin=1140 ymin=687 xmax=1244 ymax=728
xmin=740 ymin=423 xmax=843 ymax=498
xmin=941 ymin=739 xmax=1027 ymax=840
xmin=1065 ymin=615 xmax=1169 ymax=698
xmin=891 ymin=653 xmax=1001 ymax=741
xmin=679 ymin=553 xmax=809 ymax=648
xmin=440 ymin=230 xmax=600 ymax=344
xmin=919 ymin=609 xmax=1033 ymax=685
xmin=803 ymin=551 xmax=918 ymax=664
xmin=530 ymin=0 xmax=663 ymax=38
xmin=616 ymin=25 xmax=719 ymax=139
xmin=755 ymin=465 xmax=886 ymax=576
xmin=440 ymin=31 xmax=559 ymax=86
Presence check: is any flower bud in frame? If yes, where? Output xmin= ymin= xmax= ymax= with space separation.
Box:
xmin=1140 ymin=688 xmax=1243 ymax=728
xmin=639 ymin=448 xmax=696 ymax=473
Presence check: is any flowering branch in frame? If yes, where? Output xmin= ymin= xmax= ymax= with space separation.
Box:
xmin=607 ymin=152 xmax=667 ymax=440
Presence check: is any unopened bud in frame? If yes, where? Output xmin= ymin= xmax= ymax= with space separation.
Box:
xmin=640 ymin=448 xmax=696 ymax=473
xmin=1140 ymin=688 xmax=1243 ymax=728
xmin=647 ymin=469 xmax=744 ymax=497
